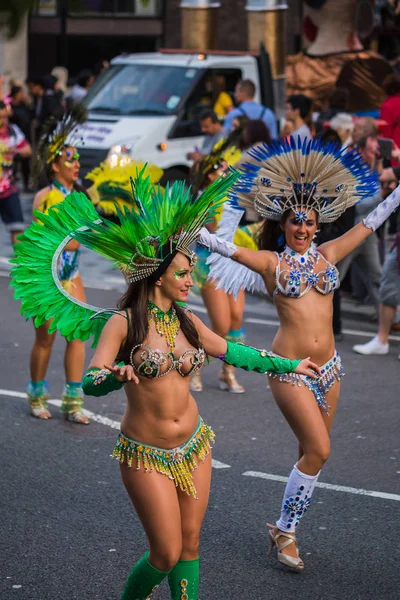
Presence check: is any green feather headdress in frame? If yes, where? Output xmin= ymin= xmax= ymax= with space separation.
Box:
xmin=10 ymin=169 xmax=239 ymax=345
xmin=74 ymin=168 xmax=239 ymax=282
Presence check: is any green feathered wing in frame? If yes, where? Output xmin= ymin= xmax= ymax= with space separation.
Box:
xmin=10 ymin=192 xmax=116 ymax=347
xmin=10 ymin=169 xmax=239 ymax=346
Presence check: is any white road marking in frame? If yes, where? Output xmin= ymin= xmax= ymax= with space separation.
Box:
xmin=2 ymin=388 xmax=398 ymax=499
xmin=242 ymin=471 xmax=400 ymax=502
xmin=0 ymin=390 xmax=230 ymax=471
xmin=211 ymin=460 xmax=231 ymax=469
xmin=0 ymin=389 xmax=25 ymax=398
xmin=48 ymin=399 xmax=121 ymax=429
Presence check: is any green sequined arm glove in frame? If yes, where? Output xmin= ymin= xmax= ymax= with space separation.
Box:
xmin=220 ymin=341 xmax=301 ymax=374
xmin=82 ymin=362 xmax=125 ymax=397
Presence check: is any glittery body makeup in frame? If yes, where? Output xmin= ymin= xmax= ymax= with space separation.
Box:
xmin=174 ymin=269 xmax=187 ymax=280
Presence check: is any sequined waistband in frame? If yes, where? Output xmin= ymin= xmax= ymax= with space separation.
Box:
xmin=111 ymin=417 xmax=215 ymax=498
xmin=118 ymin=416 xmax=205 ymax=461
xmin=268 ymin=350 xmax=344 ymax=415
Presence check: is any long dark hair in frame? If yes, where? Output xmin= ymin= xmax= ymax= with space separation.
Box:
xmin=257 ymin=210 xmax=291 ymax=252
xmin=116 ymin=277 xmax=202 ymax=364
xmin=241 ymin=119 xmax=272 ymax=150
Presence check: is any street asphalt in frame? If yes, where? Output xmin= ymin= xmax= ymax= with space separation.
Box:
xmin=1 ymin=192 xmax=400 ymax=599
xmin=1 ymin=260 xmax=400 ymax=599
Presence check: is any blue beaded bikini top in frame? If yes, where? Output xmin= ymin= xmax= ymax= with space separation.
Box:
xmin=274 ymin=245 xmax=339 ymax=299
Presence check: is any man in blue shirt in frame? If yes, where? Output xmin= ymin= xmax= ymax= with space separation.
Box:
xmin=223 ymin=79 xmax=278 ymax=139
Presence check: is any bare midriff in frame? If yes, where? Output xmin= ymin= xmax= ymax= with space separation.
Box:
xmin=120 ymin=329 xmax=200 ymax=449
xmin=265 ymin=276 xmax=335 ymax=366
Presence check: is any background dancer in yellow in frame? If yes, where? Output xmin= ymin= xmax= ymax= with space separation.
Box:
xmin=27 ymin=106 xmax=89 ymax=423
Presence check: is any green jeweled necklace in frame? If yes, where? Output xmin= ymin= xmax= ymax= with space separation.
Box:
xmin=147 ymin=300 xmax=180 ymax=352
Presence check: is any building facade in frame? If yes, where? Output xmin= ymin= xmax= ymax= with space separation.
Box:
xmin=27 ymin=0 xmax=303 ymax=77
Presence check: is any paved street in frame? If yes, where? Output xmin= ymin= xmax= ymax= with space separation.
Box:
xmin=1 ymin=195 xmax=400 ymax=599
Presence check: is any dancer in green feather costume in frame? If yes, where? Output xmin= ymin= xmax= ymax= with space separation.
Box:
xmin=11 ymin=166 xmax=319 ymax=599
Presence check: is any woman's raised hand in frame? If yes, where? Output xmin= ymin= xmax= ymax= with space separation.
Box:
xmin=294 ymin=358 xmax=321 ymax=378
xmin=103 ymin=363 xmax=139 ymax=384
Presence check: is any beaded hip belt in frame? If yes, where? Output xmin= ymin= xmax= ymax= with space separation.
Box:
xmin=268 ymin=351 xmax=344 ymax=415
xmin=111 ymin=417 xmax=214 ymax=499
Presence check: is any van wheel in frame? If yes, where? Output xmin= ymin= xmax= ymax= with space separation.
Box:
xmin=160 ymin=167 xmax=189 ymax=186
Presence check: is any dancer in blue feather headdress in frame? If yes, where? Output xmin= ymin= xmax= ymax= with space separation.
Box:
xmin=199 ymin=136 xmax=400 ymax=572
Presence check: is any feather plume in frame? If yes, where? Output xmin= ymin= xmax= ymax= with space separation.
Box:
xmin=32 ymin=104 xmax=87 ymax=183
xmin=233 ymin=136 xmax=379 ymax=223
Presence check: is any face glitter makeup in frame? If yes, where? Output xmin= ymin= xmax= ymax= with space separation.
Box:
xmin=64 ymin=149 xmax=80 ymax=166
xmin=174 ymin=270 xmax=187 ymax=280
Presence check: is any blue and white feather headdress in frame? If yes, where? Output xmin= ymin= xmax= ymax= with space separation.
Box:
xmin=234 ymin=136 xmax=379 ymax=223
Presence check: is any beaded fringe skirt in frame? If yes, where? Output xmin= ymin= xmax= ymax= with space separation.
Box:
xmin=111 ymin=417 xmax=214 ymax=499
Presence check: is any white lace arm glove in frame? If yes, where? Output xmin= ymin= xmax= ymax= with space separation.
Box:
xmin=363 ymin=183 xmax=400 ymax=231
xmin=198 ymin=227 xmax=237 ymax=258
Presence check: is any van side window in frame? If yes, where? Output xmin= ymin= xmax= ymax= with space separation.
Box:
xmin=169 ymin=68 xmax=242 ymax=139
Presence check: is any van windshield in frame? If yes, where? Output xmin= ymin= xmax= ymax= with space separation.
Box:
xmin=85 ymin=64 xmax=201 ymax=116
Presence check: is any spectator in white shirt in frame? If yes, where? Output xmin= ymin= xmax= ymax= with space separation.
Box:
xmin=330 ymin=112 xmax=354 ymax=149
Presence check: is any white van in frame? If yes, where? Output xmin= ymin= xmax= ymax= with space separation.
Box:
xmin=78 ymin=49 xmax=274 ymax=184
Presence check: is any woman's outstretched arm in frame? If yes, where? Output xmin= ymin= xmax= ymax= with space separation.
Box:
xmin=319 ymin=183 xmax=400 ymax=265
xmin=198 ymin=227 xmax=274 ymax=275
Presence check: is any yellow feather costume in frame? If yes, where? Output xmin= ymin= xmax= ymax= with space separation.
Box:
xmin=86 ymin=159 xmax=164 ymax=217
xmin=36 ymin=187 xmax=66 ymax=215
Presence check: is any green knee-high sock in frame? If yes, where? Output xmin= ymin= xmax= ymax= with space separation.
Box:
xmin=120 ymin=552 xmax=169 ymax=600
xmin=167 ymin=558 xmax=199 ymax=600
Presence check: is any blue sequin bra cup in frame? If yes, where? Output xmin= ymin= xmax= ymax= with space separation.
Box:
xmin=130 ymin=344 xmax=206 ymax=379
xmin=268 ymin=351 xmax=344 ymax=414
xmin=274 ymin=245 xmax=339 ymax=298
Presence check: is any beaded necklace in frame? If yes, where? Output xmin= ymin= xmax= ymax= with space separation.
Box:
xmin=148 ymin=300 xmax=180 ymax=353
xmin=283 ymin=245 xmax=319 ymax=285
xmin=52 ymin=179 xmax=72 ymax=198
